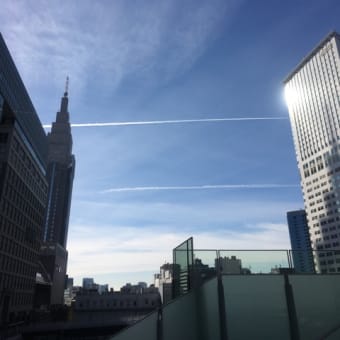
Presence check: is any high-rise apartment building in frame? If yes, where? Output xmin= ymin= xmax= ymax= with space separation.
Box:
xmin=0 ymin=34 xmax=48 ymax=324
xmin=287 ymin=210 xmax=315 ymax=273
xmin=284 ymin=32 xmax=340 ymax=273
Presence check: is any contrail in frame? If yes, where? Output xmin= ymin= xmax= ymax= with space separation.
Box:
xmin=43 ymin=116 xmax=287 ymax=129
xmin=102 ymin=184 xmax=299 ymax=193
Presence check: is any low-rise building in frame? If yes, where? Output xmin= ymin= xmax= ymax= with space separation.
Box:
xmin=72 ymin=283 xmax=160 ymax=324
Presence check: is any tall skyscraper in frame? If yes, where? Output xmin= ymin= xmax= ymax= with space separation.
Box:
xmin=0 ymin=34 xmax=48 ymax=324
xmin=38 ymin=82 xmax=75 ymax=305
xmin=44 ymin=81 xmax=75 ymax=248
xmin=284 ymin=32 xmax=340 ymax=273
xmin=286 ymin=210 xmax=315 ymax=273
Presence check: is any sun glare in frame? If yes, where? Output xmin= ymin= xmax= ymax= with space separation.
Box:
xmin=284 ymin=85 xmax=299 ymax=106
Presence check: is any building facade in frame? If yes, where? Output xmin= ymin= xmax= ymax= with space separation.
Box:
xmin=287 ymin=210 xmax=315 ymax=273
xmin=38 ymin=85 xmax=75 ymax=306
xmin=284 ymin=32 xmax=340 ymax=273
xmin=44 ymin=84 xmax=75 ymax=248
xmin=0 ymin=34 xmax=48 ymax=324
xmin=154 ymin=263 xmax=174 ymax=304
xmin=73 ymin=284 xmax=161 ymax=324
xmin=82 ymin=278 xmax=95 ymax=290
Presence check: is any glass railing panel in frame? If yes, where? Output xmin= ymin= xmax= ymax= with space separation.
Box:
xmin=163 ymin=290 xmax=198 ymax=340
xmin=192 ymin=250 xmax=218 ymax=284
xmin=173 ymin=238 xmax=194 ymax=298
xmin=288 ymin=274 xmax=340 ymax=340
xmin=109 ymin=312 xmax=157 ymax=340
xmin=290 ymin=250 xmax=315 ymax=273
xmin=222 ymin=275 xmax=290 ymax=340
xmin=219 ymin=250 xmax=289 ymax=274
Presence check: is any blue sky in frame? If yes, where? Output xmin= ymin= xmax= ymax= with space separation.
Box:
xmin=1 ymin=0 xmax=340 ymax=289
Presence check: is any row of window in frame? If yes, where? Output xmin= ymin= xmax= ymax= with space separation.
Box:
xmin=316 ymin=243 xmax=340 ymax=250
xmin=10 ymin=291 xmax=33 ymax=308
xmin=305 ymin=164 xmax=340 ymax=189
xmin=321 ymin=267 xmax=340 ymax=273
xmin=318 ymin=251 xmax=340 ymax=257
xmin=11 ymin=133 xmax=47 ymax=199
xmin=77 ymin=297 xmax=158 ymax=309
xmin=5 ymin=167 xmax=45 ymax=227
xmin=291 ymin=42 xmax=340 ymax=161
xmin=1 ymin=198 xmax=42 ymax=236
xmin=0 ymin=272 xmax=33 ymax=307
xmin=0 ymin=229 xmax=38 ymax=264
xmin=4 ymin=178 xmax=45 ymax=218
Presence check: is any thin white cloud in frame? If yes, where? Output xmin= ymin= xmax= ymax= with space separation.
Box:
xmin=101 ymin=184 xmax=298 ymax=193
xmin=42 ymin=116 xmax=287 ymax=129
xmin=70 ymin=198 xmax=301 ymax=231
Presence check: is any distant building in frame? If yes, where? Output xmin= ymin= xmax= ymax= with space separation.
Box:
xmin=217 ymin=256 xmax=241 ymax=274
xmin=287 ymin=210 xmax=315 ymax=273
xmin=284 ymin=32 xmax=340 ymax=272
xmin=66 ymin=277 xmax=74 ymax=289
xmin=98 ymin=284 xmax=109 ymax=295
xmin=154 ymin=263 xmax=174 ymax=304
xmin=73 ymin=283 xmax=160 ymax=324
xmin=0 ymin=33 xmax=48 ymax=325
xmin=120 ymin=282 xmax=151 ymax=294
xmin=215 ymin=256 xmax=251 ymax=275
xmin=192 ymin=258 xmax=216 ymax=285
xmin=83 ymin=278 xmax=95 ymax=290
xmin=64 ymin=277 xmax=74 ymax=306
xmin=81 ymin=278 xmax=109 ymax=295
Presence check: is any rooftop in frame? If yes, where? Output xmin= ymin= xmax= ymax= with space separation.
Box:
xmin=283 ymin=31 xmax=340 ymax=84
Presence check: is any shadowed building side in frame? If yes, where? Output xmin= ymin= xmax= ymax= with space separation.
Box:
xmin=0 ymin=33 xmax=48 ymax=325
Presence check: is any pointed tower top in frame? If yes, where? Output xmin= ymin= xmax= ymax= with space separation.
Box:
xmin=64 ymin=76 xmax=69 ymax=97
xmin=59 ymin=77 xmax=69 ymax=115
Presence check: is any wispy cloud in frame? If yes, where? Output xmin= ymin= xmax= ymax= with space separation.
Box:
xmin=0 ymin=0 xmax=240 ymax=94
xmin=101 ymin=184 xmax=298 ymax=193
xmin=43 ymin=116 xmax=287 ymax=129
xmin=70 ymin=198 xmax=301 ymax=232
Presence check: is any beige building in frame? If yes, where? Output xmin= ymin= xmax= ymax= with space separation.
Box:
xmin=284 ymin=31 xmax=340 ymax=273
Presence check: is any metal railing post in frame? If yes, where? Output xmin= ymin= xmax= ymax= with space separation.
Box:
xmin=217 ymin=250 xmax=228 ymax=340
xmin=283 ymin=272 xmax=300 ymax=340
xmin=157 ymin=307 xmax=163 ymax=340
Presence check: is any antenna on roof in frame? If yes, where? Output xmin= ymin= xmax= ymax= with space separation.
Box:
xmin=65 ymin=76 xmax=69 ymax=96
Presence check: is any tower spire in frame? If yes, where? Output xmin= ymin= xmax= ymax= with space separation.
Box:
xmin=59 ymin=77 xmax=69 ymax=116
xmin=64 ymin=76 xmax=69 ymax=96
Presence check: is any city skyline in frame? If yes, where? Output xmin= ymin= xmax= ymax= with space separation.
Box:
xmin=2 ymin=0 xmax=340 ymax=288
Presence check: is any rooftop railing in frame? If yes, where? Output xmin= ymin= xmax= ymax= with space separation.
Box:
xmin=173 ymin=238 xmax=340 ymax=298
